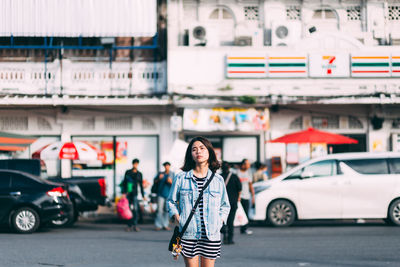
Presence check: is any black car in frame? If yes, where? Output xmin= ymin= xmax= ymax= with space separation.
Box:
xmin=0 ymin=169 xmax=73 ymax=233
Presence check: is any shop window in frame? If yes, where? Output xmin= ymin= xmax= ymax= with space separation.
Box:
xmin=289 ymin=116 xmax=303 ymax=129
xmin=0 ymin=116 xmax=28 ymax=131
xmin=312 ymin=116 xmax=339 ymax=129
xmin=83 ymin=117 xmax=95 ymax=130
xmin=346 ymin=6 xmax=361 ymax=21
xmin=222 ymin=137 xmax=258 ymax=163
xmin=244 ymin=6 xmax=259 ymax=21
xmin=142 ymin=117 xmax=156 ymax=130
xmin=286 ymin=6 xmax=301 ymax=20
xmin=348 ymin=116 xmax=363 ymax=129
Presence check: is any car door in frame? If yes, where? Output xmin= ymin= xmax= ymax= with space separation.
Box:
xmin=340 ymin=158 xmax=396 ymax=218
xmin=0 ymin=172 xmax=13 ymax=223
xmin=295 ymin=160 xmax=342 ymax=219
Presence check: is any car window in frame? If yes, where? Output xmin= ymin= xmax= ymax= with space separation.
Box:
xmin=301 ymin=160 xmax=337 ymax=178
xmin=342 ymin=159 xmax=388 ymax=174
xmin=285 ymin=169 xmax=302 ymax=180
xmin=10 ymin=173 xmax=40 ymax=188
xmin=388 ymin=158 xmax=400 ymax=174
xmin=0 ymin=172 xmax=11 ymax=188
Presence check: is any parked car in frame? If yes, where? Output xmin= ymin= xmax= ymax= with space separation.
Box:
xmin=0 ymin=159 xmax=107 ymax=227
xmin=0 ymin=169 xmax=73 ymax=233
xmin=251 ymin=152 xmax=400 ymax=227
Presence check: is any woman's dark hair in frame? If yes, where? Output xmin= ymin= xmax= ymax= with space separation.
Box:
xmin=182 ymin=136 xmax=221 ymax=172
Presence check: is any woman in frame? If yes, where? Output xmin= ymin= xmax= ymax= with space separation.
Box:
xmin=167 ymin=136 xmax=231 ymax=267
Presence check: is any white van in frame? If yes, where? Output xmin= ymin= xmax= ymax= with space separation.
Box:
xmin=251 ymin=152 xmax=400 ymax=226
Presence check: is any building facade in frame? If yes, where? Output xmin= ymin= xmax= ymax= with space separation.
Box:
xmin=167 ymin=0 xmax=400 ymax=171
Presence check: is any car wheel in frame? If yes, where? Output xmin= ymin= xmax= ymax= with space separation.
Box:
xmin=50 ymin=207 xmax=76 ymax=227
xmin=387 ymin=199 xmax=400 ymax=226
xmin=267 ymin=200 xmax=296 ymax=227
xmin=11 ymin=207 xmax=40 ymax=233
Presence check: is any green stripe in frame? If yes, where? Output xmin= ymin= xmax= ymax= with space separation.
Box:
xmin=352 ymin=63 xmax=389 ymax=67
xmin=393 ymin=63 xmax=400 ymax=67
xmin=228 ymin=63 xmax=265 ymax=67
xmin=269 ymin=63 xmax=306 ymax=67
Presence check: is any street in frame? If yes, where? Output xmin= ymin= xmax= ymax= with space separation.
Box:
xmin=1 ymin=218 xmax=399 ymax=267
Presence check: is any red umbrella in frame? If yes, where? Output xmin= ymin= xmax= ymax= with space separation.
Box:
xmin=268 ymin=127 xmax=358 ymax=144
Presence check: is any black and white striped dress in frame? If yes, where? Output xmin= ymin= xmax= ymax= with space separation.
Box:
xmin=181 ymin=176 xmax=222 ymax=259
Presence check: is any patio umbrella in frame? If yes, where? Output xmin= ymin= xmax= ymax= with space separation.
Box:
xmin=268 ymin=127 xmax=358 ymax=144
xmin=32 ymin=141 xmax=106 ymax=161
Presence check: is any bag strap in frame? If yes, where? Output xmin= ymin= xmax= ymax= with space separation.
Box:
xmin=179 ymin=172 xmax=215 ymax=238
xmin=224 ymin=172 xmax=232 ymax=186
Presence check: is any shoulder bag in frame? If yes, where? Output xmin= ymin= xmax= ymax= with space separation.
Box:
xmin=168 ymin=172 xmax=216 ymax=256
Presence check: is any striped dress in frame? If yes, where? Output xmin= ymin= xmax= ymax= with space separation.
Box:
xmin=181 ymin=176 xmax=222 ymax=259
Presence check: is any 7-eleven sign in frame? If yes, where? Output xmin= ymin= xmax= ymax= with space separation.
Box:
xmin=309 ymin=53 xmax=350 ymax=77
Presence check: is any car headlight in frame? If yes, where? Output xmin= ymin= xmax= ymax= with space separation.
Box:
xmin=254 ymin=185 xmax=270 ymax=195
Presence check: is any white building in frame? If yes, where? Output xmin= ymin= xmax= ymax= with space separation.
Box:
xmin=167 ymin=0 xmax=400 ymax=173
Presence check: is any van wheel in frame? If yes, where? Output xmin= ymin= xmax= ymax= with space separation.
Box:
xmin=387 ymin=199 xmax=400 ymax=226
xmin=11 ymin=207 xmax=40 ymax=233
xmin=267 ymin=200 xmax=296 ymax=227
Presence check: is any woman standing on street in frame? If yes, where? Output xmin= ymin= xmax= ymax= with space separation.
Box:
xmin=167 ymin=136 xmax=230 ymax=267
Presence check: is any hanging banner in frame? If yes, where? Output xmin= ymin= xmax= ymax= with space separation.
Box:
xmin=351 ymin=54 xmax=390 ymax=77
xmin=309 ymin=53 xmax=350 ymax=77
xmin=226 ymin=56 xmax=267 ymax=78
xmin=183 ymin=108 xmax=269 ymax=132
xmin=268 ymin=54 xmax=308 ymax=78
xmin=392 ymin=55 xmax=400 ymax=77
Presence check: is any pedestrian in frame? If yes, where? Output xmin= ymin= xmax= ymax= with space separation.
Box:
xmin=167 ymin=136 xmax=230 ymax=267
xmin=120 ymin=158 xmax=145 ymax=232
xmin=221 ymin=161 xmax=242 ymax=245
xmin=236 ymin=158 xmax=255 ymax=235
xmin=253 ymin=161 xmax=269 ymax=183
xmin=154 ymin=161 xmax=174 ymax=231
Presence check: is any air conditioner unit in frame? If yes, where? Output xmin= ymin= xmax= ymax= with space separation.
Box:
xmin=188 ymin=24 xmax=219 ymax=47
xmin=271 ymin=21 xmax=302 ymax=47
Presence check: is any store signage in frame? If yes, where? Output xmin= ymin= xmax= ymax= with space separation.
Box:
xmin=183 ymin=108 xmax=269 ymax=132
xmin=309 ymin=53 xmax=350 ymax=77
xmin=226 ymin=53 xmax=399 ymax=78
xmin=392 ymin=55 xmax=400 ymax=77
xmin=268 ymin=55 xmax=308 ymax=78
xmin=226 ymin=56 xmax=267 ymax=78
xmin=351 ymin=54 xmax=390 ymax=77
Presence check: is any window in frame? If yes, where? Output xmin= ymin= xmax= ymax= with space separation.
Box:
xmin=289 ymin=116 xmax=303 ymax=129
xmin=302 ymin=160 xmax=337 ymax=178
xmin=348 ymin=116 xmax=363 ymax=129
xmin=312 ymin=116 xmax=339 ymax=129
xmin=312 ymin=9 xmax=337 ymax=19
xmin=209 ymin=7 xmax=233 ymax=20
xmin=342 ymin=159 xmax=388 ymax=174
xmin=11 ymin=173 xmax=40 ymax=188
xmin=388 ymin=158 xmax=400 ymax=174
xmin=388 ymin=5 xmax=400 ymax=21
xmin=0 ymin=172 xmax=11 ymax=188
xmin=244 ymin=6 xmax=259 ymax=21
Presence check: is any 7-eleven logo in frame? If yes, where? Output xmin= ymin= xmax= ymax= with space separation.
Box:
xmin=322 ymin=56 xmax=336 ymax=75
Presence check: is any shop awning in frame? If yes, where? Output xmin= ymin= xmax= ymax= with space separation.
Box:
xmin=0 ymin=132 xmax=37 ymax=152
xmin=0 ymin=0 xmax=157 ymax=37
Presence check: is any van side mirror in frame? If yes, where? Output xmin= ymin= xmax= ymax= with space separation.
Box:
xmin=301 ymin=171 xmax=314 ymax=179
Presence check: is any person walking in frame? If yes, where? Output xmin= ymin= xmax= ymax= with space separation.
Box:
xmin=221 ymin=161 xmax=241 ymax=245
xmin=154 ymin=161 xmax=174 ymax=231
xmin=253 ymin=161 xmax=269 ymax=183
xmin=236 ymin=159 xmax=255 ymax=235
xmin=120 ymin=158 xmax=145 ymax=232
xmin=167 ymin=136 xmax=230 ymax=267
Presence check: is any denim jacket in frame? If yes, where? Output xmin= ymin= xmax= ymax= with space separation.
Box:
xmin=167 ymin=169 xmax=231 ymax=241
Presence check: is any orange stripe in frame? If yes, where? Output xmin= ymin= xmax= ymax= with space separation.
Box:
xmin=352 ymin=70 xmax=389 ymax=73
xmin=392 ymin=56 xmax=400 ymax=59
xmin=269 ymin=71 xmax=306 ymax=73
xmin=393 ymin=70 xmax=400 ymax=72
xmin=352 ymin=56 xmax=389 ymax=59
xmin=227 ymin=57 xmax=265 ymax=60
xmin=269 ymin=57 xmax=306 ymax=60
xmin=228 ymin=71 xmax=266 ymax=73
xmin=322 ymin=56 xmax=334 ymax=60
xmin=0 ymin=145 xmax=27 ymax=151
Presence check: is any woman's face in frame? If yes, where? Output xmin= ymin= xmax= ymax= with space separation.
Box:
xmin=191 ymin=141 xmax=209 ymax=165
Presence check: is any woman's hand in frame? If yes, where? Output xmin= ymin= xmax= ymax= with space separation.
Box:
xmin=173 ymin=214 xmax=180 ymax=225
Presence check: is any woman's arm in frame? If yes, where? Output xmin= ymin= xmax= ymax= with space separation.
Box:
xmin=219 ymin=180 xmax=231 ymax=224
xmin=167 ymin=172 xmax=182 ymax=221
